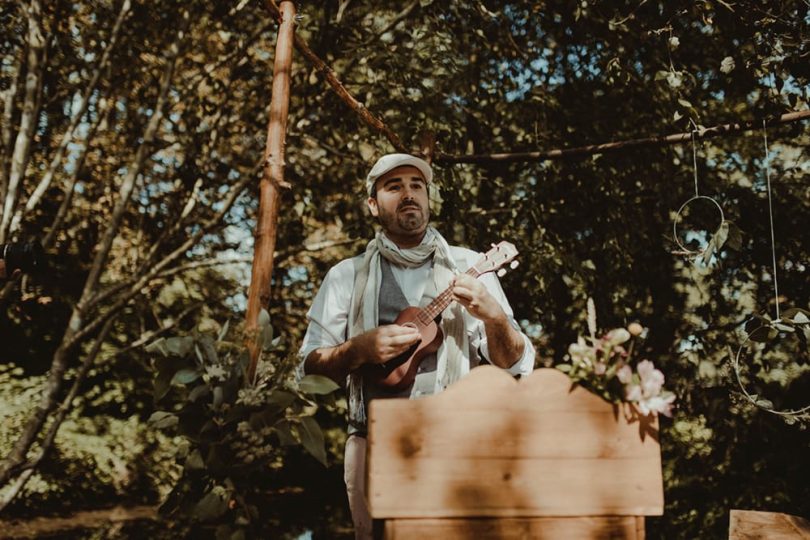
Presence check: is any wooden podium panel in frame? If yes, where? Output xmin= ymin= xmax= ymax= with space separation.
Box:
xmin=383 ymin=516 xmax=645 ymax=539
xmin=729 ymin=510 xmax=810 ymax=539
xmin=367 ymin=367 xmax=663 ymax=520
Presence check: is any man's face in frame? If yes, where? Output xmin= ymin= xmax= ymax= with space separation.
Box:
xmin=367 ymin=165 xmax=430 ymax=247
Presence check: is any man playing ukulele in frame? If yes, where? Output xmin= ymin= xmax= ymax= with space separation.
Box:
xmin=298 ymin=153 xmax=535 ymax=539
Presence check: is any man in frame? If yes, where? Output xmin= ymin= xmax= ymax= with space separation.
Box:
xmin=298 ymin=153 xmax=535 ymax=539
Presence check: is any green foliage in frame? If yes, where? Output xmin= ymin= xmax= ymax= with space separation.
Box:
xmin=1 ymin=0 xmax=809 ymax=537
xmin=0 ymin=364 xmax=180 ymax=515
xmin=145 ymin=312 xmax=339 ymax=537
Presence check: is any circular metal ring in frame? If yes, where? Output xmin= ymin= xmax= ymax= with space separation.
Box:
xmin=672 ymin=195 xmax=726 ymax=257
xmin=733 ymin=324 xmax=810 ymax=418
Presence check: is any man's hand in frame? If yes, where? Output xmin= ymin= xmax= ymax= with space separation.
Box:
xmin=350 ymin=324 xmax=422 ymax=369
xmin=305 ymin=324 xmax=421 ymax=382
xmin=451 ymin=274 xmax=506 ymax=323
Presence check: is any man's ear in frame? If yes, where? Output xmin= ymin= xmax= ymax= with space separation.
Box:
xmin=367 ymin=196 xmax=379 ymax=217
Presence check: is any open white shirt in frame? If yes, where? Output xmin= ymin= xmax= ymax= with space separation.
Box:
xmin=299 ymin=245 xmax=535 ymax=397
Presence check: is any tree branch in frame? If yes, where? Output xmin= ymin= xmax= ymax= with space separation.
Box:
xmin=265 ymin=0 xmax=408 ymax=153
xmin=0 ymin=0 xmax=46 ymax=243
xmin=435 ymin=110 xmax=810 ymax=164
xmin=7 ymin=0 xmax=131 ymax=237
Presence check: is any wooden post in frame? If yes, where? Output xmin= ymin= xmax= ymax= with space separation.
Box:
xmin=245 ymin=0 xmax=296 ymax=382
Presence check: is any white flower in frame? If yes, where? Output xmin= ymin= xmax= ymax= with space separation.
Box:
xmin=667 ymin=71 xmax=683 ymax=89
xmin=720 ymin=56 xmax=735 ymax=74
xmin=594 ymin=361 xmax=607 ymax=376
xmin=625 ymin=382 xmax=642 ymax=403
xmin=568 ymin=336 xmax=594 ymax=367
xmin=205 ymin=365 xmax=227 ymax=381
xmin=638 ymin=393 xmax=676 ymax=417
xmin=604 ymin=328 xmax=631 ymax=346
xmin=669 ymin=36 xmax=680 ymax=49
xmin=616 ymin=364 xmax=633 ymax=384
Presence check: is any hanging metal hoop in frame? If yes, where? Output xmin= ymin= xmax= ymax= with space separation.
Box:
xmin=672 ymin=195 xmax=726 ymax=257
xmin=733 ymin=324 xmax=810 ymax=418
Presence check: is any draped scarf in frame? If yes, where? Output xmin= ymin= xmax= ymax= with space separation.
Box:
xmin=346 ymin=226 xmax=469 ymax=429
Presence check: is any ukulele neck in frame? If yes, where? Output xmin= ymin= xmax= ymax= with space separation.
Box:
xmin=415 ymin=267 xmax=480 ymax=325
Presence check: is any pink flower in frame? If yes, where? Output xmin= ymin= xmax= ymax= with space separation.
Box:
xmin=637 ymin=360 xmax=665 ymax=396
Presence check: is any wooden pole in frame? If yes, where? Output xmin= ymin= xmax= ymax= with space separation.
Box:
xmin=245 ymin=0 xmax=296 ymax=383
xmin=265 ymin=0 xmax=408 ymax=153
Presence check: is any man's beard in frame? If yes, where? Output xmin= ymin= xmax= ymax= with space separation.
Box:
xmin=380 ymin=202 xmax=427 ymax=233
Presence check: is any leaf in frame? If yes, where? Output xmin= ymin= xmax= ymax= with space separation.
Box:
xmin=261 ymin=323 xmax=275 ymax=350
xmin=145 ymin=338 xmax=169 ymax=356
xmin=258 ymin=309 xmax=270 ymax=327
xmin=148 ymin=411 xmax=179 ymax=429
xmin=166 ymin=336 xmax=194 ymax=357
xmin=713 ymin=221 xmax=729 ymax=251
xmin=192 ymin=488 xmax=229 ymax=522
xmin=186 ymin=450 xmax=205 ymax=470
xmin=298 ymin=374 xmax=340 ymax=395
xmin=217 ymin=319 xmax=230 ymax=342
xmin=266 ymin=389 xmax=296 ymax=409
xmin=189 ymin=384 xmax=211 ymax=402
xmin=213 ymin=386 xmax=224 ymax=409
xmin=781 ymin=308 xmax=810 ymax=324
xmin=297 ymin=416 xmax=327 ymax=466
xmin=172 ymin=368 xmax=201 ymax=385
xmin=725 ymin=222 xmax=743 ymax=251
xmin=273 ymin=420 xmax=297 ymax=446
xmin=154 ymin=370 xmax=173 ymax=401
xmin=677 ymin=98 xmax=692 ymax=109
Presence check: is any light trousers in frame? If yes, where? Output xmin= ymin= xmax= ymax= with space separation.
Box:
xmin=344 ymin=434 xmax=374 ymax=540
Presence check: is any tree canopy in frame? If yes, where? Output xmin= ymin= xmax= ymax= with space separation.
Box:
xmin=1 ymin=0 xmax=808 ymax=538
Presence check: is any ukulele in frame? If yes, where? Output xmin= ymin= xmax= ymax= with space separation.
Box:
xmin=361 ymin=241 xmax=519 ymax=392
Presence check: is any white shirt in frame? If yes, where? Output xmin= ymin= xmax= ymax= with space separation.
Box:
xmin=299 ymin=245 xmax=536 ymax=396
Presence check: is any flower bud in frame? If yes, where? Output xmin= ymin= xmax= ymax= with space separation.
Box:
xmin=628 ymin=322 xmax=644 ymax=336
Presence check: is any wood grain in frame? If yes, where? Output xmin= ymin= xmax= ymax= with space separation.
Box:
xmin=729 ymin=510 xmax=810 ymax=539
xmin=367 ymin=367 xmax=663 ymax=519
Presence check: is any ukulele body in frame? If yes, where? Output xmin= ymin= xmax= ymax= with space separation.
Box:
xmin=362 ymin=306 xmax=443 ymax=393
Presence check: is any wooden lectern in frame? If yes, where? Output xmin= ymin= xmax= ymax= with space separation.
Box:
xmin=366 ymin=367 xmax=664 ymax=539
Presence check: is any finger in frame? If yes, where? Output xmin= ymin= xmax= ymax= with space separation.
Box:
xmin=388 ymin=331 xmax=422 ymax=345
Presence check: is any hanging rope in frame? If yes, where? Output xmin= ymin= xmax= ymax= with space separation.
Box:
xmin=762 ymin=119 xmax=781 ymax=321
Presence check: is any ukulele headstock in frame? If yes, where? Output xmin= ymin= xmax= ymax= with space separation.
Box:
xmin=472 ymin=241 xmax=519 ymax=277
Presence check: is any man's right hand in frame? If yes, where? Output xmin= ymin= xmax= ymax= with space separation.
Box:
xmin=350 ymin=325 xmax=421 ymax=369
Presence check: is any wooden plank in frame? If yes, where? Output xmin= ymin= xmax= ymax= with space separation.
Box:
xmin=367 ymin=367 xmax=664 ymax=519
xmin=729 ymin=510 xmax=810 ymax=539
xmin=368 ymin=456 xmax=662 ymax=518
xmin=384 ymin=516 xmax=641 ymax=539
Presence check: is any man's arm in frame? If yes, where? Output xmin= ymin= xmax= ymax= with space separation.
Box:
xmin=451 ymin=273 xmax=526 ymax=369
xmin=304 ymin=325 xmax=422 ymax=383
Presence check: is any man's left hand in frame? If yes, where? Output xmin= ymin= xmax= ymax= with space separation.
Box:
xmin=451 ymin=274 xmax=505 ymax=323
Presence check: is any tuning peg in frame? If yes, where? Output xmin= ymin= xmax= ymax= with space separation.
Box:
xmin=497 ymin=269 xmax=507 ymax=277
xmin=510 ymin=261 xmax=519 ymax=269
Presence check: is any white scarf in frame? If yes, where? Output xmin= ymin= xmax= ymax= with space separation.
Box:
xmin=346 ymin=226 xmax=469 ymax=429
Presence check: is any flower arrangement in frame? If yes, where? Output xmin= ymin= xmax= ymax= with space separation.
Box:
xmin=557 ymin=298 xmax=676 ymax=417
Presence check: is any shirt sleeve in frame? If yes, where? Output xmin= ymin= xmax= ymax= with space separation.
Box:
xmin=470 ymin=263 xmax=536 ymax=377
xmin=297 ymin=259 xmax=355 ymax=377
